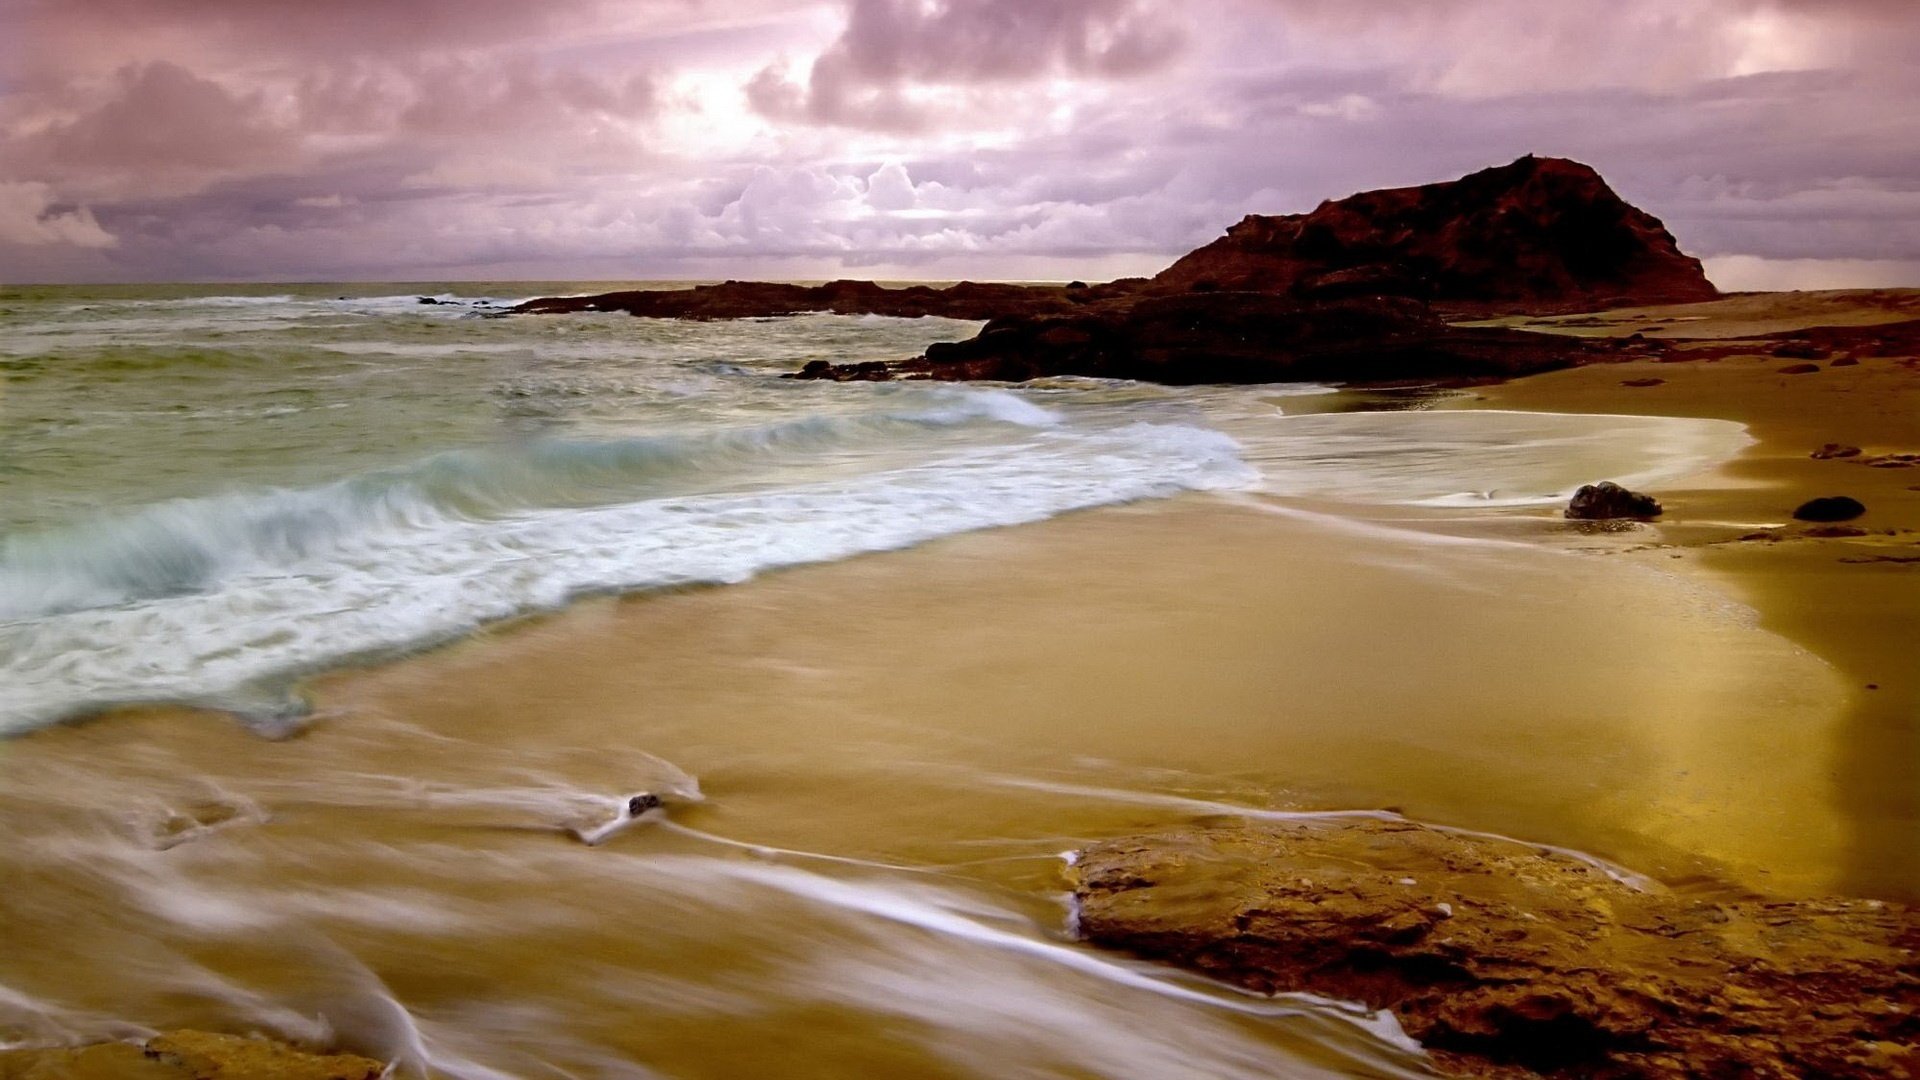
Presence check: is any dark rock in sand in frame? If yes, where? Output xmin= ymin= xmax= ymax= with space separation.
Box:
xmin=1793 ymin=496 xmax=1867 ymax=522
xmin=1151 ymin=156 xmax=1717 ymax=314
xmin=1772 ymin=341 xmax=1823 ymax=359
xmin=416 ymin=296 xmax=442 ymax=305
xmin=1777 ymin=362 xmax=1822 ymax=375
xmin=1565 ymin=482 xmax=1662 ymax=520
xmin=789 ymin=293 xmax=1599 ymax=385
xmin=628 ymin=792 xmax=663 ymax=815
xmin=1804 ymin=525 xmax=1870 ymax=538
xmin=1811 ymin=443 xmax=1863 ymax=460
xmin=1619 ymin=377 xmax=1664 ymax=387
xmin=1069 ymin=820 xmax=1920 ymax=1079
xmin=1831 ymin=355 xmax=1861 ymax=367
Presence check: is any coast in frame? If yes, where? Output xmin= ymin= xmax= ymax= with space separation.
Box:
xmin=1062 ymin=290 xmax=1920 ymax=1077
xmin=3 ymin=152 xmax=1913 ymax=1074
xmin=4 ymin=290 xmax=1913 ymax=1076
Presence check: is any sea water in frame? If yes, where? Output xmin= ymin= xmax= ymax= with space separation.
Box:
xmin=0 ymin=284 xmax=1746 ymax=734
xmin=2 ymin=285 xmax=1787 ymax=1079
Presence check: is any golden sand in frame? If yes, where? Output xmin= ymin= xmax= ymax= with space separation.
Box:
xmin=1 ymin=290 xmax=1913 ymax=1075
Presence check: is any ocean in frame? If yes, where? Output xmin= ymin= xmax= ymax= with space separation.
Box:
xmin=5 ymin=284 xmax=1822 ymax=1079
xmin=0 ymin=284 xmax=1746 ymax=735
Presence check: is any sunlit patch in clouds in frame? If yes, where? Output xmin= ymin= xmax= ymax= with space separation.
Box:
xmin=0 ymin=0 xmax=1915 ymax=284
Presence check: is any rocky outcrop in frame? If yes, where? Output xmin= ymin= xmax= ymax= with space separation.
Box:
xmin=1069 ymin=821 xmax=1919 ymax=1079
xmin=515 ymin=157 xmax=1713 ymax=332
xmin=1151 ymin=156 xmax=1717 ymax=314
xmin=513 ymin=157 xmax=1729 ymax=386
xmin=1793 ymin=496 xmax=1867 ymax=522
xmin=510 ymin=278 xmax=1135 ymax=320
xmin=1565 ymin=482 xmax=1662 ymax=520
xmin=0 ymin=1030 xmax=385 ymax=1080
xmin=788 ymin=293 xmax=1606 ymax=385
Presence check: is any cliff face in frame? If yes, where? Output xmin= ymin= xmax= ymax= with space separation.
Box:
xmin=1152 ymin=156 xmax=1717 ymax=313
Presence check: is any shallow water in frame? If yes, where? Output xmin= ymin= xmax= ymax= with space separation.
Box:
xmin=0 ymin=285 xmax=1825 ymax=1077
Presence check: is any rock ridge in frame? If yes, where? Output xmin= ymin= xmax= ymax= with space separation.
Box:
xmin=1069 ymin=820 xmax=1918 ymax=1078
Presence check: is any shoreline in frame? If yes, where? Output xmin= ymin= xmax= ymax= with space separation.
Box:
xmin=1470 ymin=292 xmax=1919 ymax=899
xmin=1 ymin=290 xmax=1914 ymax=1077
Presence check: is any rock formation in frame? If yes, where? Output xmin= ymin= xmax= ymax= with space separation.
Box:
xmin=515 ymin=157 xmax=1713 ymax=323
xmin=1793 ymin=496 xmax=1868 ymax=522
xmin=787 ymin=293 xmax=1606 ymax=385
xmin=514 ymin=156 xmax=1734 ymax=385
xmin=1069 ymin=821 xmax=1919 ymax=1079
xmin=1565 ymin=482 xmax=1663 ymax=520
xmin=1151 ymin=156 xmax=1717 ymax=314
xmin=511 ymin=278 xmax=1131 ymax=321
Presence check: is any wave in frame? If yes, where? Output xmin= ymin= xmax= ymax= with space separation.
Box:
xmin=0 ymin=396 xmax=1250 ymax=732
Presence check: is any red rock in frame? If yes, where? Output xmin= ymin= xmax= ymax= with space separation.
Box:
xmin=1151 ymin=156 xmax=1716 ymax=313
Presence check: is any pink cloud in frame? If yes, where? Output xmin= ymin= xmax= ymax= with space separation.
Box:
xmin=0 ymin=0 xmax=1915 ymax=284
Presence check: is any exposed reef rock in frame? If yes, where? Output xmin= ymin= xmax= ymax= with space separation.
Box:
xmin=788 ymin=293 xmax=1604 ymax=385
xmin=1151 ymin=156 xmax=1717 ymax=313
xmin=1069 ymin=821 xmax=1919 ymax=1079
xmin=515 ymin=156 xmax=1733 ymax=386
xmin=511 ymin=278 xmax=1133 ymax=320
xmin=1793 ymin=496 xmax=1868 ymax=522
xmin=1565 ymin=482 xmax=1662 ymax=520
xmin=0 ymin=1030 xmax=385 ymax=1080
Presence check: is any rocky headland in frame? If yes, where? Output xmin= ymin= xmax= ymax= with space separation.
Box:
xmin=514 ymin=155 xmax=1727 ymax=386
xmin=1069 ymin=821 xmax=1919 ymax=1079
xmin=1148 ymin=156 xmax=1716 ymax=314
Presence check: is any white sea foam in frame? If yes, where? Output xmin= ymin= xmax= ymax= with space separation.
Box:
xmin=0 ymin=400 xmax=1251 ymax=732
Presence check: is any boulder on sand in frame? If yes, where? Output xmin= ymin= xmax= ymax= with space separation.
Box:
xmin=1565 ymin=481 xmax=1662 ymax=520
xmin=1793 ymin=496 xmax=1867 ymax=522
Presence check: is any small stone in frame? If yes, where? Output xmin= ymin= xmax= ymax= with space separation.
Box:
xmin=1792 ymin=496 xmax=1866 ymax=523
xmin=1810 ymin=443 xmax=1862 ymax=460
xmin=1777 ymin=362 xmax=1821 ymax=374
xmin=1620 ymin=377 xmax=1665 ymax=387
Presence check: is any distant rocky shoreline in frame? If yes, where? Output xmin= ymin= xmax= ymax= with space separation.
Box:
xmin=513 ymin=155 xmax=1727 ymax=386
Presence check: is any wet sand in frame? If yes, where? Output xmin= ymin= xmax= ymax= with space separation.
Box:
xmin=1477 ymin=288 xmax=1920 ymax=898
xmin=2 ymin=290 xmax=1915 ymax=1075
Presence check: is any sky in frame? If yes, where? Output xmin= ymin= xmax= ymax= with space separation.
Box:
xmin=1 ymin=0 xmax=1917 ymax=287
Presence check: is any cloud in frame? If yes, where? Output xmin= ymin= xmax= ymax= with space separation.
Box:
xmin=749 ymin=0 xmax=1186 ymax=130
xmin=0 ymin=182 xmax=116 ymax=247
xmin=0 ymin=0 xmax=1916 ymax=285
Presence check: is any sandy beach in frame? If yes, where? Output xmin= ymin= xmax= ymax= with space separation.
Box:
xmin=1480 ymin=289 xmax=1920 ymax=898
xmin=3 ymin=290 xmax=1913 ymax=1076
